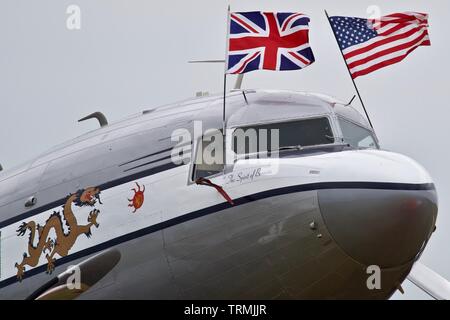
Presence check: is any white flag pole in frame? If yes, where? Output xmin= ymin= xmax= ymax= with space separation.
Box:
xmin=223 ymin=5 xmax=231 ymax=134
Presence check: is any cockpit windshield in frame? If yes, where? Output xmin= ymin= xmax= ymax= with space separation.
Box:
xmin=232 ymin=117 xmax=334 ymax=155
xmin=337 ymin=117 xmax=378 ymax=149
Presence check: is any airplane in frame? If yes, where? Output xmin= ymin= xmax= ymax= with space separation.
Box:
xmin=0 ymin=87 xmax=449 ymax=300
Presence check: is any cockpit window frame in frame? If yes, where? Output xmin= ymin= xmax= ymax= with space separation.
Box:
xmin=188 ymin=115 xmax=339 ymax=183
xmin=229 ymin=114 xmax=338 ymax=155
xmin=188 ymin=113 xmax=342 ymax=184
xmin=336 ymin=116 xmax=380 ymax=150
xmin=189 ymin=131 xmax=226 ymax=184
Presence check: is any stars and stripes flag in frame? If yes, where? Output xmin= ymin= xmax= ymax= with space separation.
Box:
xmin=329 ymin=12 xmax=430 ymax=79
xmin=226 ymin=12 xmax=315 ymax=74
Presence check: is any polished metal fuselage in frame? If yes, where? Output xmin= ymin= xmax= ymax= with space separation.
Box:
xmin=0 ymin=90 xmax=438 ymax=299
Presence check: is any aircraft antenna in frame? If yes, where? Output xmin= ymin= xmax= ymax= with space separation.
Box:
xmin=188 ymin=60 xmax=244 ymax=90
xmin=345 ymin=95 xmax=357 ymax=106
xmin=242 ymin=91 xmax=249 ymax=105
xmin=78 ymin=112 xmax=109 ymax=128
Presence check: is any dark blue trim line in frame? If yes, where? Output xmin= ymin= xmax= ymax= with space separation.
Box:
xmin=118 ymin=147 xmax=173 ymax=167
xmin=119 ymin=141 xmax=193 ymax=167
xmin=124 ymin=154 xmax=191 ymax=173
xmin=0 ymin=181 xmax=435 ymax=289
xmin=123 ymin=155 xmax=173 ymax=172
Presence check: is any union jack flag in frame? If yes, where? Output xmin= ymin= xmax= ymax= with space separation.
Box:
xmin=226 ymin=12 xmax=315 ymax=74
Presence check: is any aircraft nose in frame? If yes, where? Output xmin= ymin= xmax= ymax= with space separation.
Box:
xmin=318 ymin=184 xmax=437 ymax=269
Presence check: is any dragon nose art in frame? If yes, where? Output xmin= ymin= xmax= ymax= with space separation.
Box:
xmin=318 ymin=186 xmax=438 ymax=268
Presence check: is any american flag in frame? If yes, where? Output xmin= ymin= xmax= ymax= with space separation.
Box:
xmin=226 ymin=12 xmax=315 ymax=74
xmin=329 ymin=12 xmax=430 ymax=79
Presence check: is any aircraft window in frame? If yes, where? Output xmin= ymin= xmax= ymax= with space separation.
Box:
xmin=192 ymin=132 xmax=225 ymax=180
xmin=232 ymin=117 xmax=334 ymax=155
xmin=338 ymin=118 xmax=378 ymax=149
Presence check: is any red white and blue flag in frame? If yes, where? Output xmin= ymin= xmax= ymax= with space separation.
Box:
xmin=329 ymin=12 xmax=430 ymax=79
xmin=226 ymin=12 xmax=315 ymax=74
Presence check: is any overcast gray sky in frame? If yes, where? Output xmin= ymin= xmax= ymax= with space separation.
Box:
xmin=0 ymin=0 xmax=448 ymax=299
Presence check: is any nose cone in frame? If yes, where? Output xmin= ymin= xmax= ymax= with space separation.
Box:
xmin=318 ymin=153 xmax=438 ymax=268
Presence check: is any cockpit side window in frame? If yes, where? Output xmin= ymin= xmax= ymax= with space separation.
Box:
xmin=232 ymin=117 xmax=335 ymax=155
xmin=191 ymin=132 xmax=225 ymax=181
xmin=338 ymin=117 xmax=378 ymax=149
